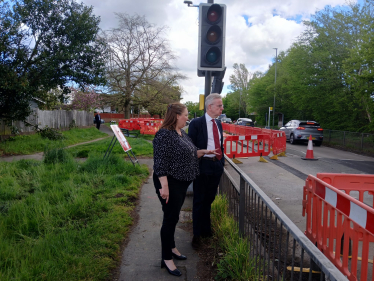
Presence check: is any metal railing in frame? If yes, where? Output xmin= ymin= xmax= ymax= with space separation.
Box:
xmin=323 ymin=129 xmax=374 ymax=155
xmin=219 ymin=155 xmax=347 ymax=281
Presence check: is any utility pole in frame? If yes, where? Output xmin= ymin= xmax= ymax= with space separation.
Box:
xmin=239 ymin=90 xmax=241 ymax=118
xmin=273 ymin=48 xmax=277 ymax=128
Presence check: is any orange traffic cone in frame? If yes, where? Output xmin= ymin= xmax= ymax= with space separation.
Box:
xmin=302 ymin=135 xmax=318 ymax=160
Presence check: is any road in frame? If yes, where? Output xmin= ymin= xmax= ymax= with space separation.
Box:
xmin=224 ymin=141 xmax=374 ymax=231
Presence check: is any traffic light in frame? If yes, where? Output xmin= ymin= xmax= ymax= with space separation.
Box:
xmin=198 ymin=3 xmax=226 ymax=72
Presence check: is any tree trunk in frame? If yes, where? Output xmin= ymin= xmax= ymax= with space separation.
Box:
xmin=124 ymin=104 xmax=131 ymax=119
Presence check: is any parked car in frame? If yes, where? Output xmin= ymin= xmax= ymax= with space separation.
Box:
xmin=217 ymin=113 xmax=227 ymax=121
xmin=279 ymin=120 xmax=323 ymax=146
xmin=221 ymin=117 xmax=232 ymax=124
xmin=234 ymin=118 xmax=254 ymax=127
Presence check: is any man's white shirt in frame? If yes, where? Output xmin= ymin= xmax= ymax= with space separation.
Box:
xmin=204 ymin=113 xmax=221 ymax=158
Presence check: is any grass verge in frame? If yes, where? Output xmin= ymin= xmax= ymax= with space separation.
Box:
xmin=211 ymin=194 xmax=259 ymax=280
xmin=0 ymin=148 xmax=149 ymax=280
xmin=0 ymin=127 xmax=108 ymax=156
xmin=66 ymin=136 xmax=153 ymax=158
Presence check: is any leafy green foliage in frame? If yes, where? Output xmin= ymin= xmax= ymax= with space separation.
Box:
xmin=184 ymin=101 xmax=204 ymax=119
xmin=38 ymin=126 xmax=65 ymax=140
xmin=0 ymin=0 xmax=106 ymax=124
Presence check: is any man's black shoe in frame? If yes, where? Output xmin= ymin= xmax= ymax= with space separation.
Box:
xmin=191 ymin=236 xmax=201 ymax=250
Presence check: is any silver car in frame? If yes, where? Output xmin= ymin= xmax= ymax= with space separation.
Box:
xmin=280 ymin=120 xmax=323 ymax=146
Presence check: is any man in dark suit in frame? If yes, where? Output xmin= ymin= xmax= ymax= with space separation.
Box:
xmin=188 ymin=93 xmax=225 ymax=249
xmin=94 ymin=112 xmax=101 ymax=130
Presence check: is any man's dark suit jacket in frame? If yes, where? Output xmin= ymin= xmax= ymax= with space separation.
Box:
xmin=188 ymin=115 xmax=225 ymax=175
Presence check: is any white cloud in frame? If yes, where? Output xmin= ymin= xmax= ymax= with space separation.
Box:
xmin=82 ymin=0 xmax=353 ymax=103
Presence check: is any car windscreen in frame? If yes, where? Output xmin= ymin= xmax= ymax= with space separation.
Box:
xmin=298 ymin=122 xmax=320 ymax=128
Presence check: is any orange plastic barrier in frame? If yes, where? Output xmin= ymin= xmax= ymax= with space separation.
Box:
xmin=316 ymin=173 xmax=374 ymax=207
xmin=303 ymin=174 xmax=374 ymax=280
xmin=224 ymin=134 xmax=271 ymax=158
xmin=118 ymin=119 xmax=132 ymax=130
xmin=140 ymin=121 xmax=162 ymax=135
xmin=221 ymin=124 xmax=286 ymax=156
xmin=271 ymin=131 xmax=286 ymax=155
xmin=118 ymin=118 xmax=163 ymax=133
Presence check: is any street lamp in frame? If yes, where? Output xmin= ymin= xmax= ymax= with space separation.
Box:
xmin=273 ymin=48 xmax=277 ymax=128
xmin=239 ymin=90 xmax=241 ymax=118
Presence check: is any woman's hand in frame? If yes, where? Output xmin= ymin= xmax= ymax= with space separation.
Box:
xmin=197 ymin=148 xmax=219 ymax=158
xmin=158 ymin=176 xmax=169 ymax=203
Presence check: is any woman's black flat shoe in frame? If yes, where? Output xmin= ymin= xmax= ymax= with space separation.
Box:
xmin=172 ymin=252 xmax=187 ymax=260
xmin=161 ymin=260 xmax=182 ymax=277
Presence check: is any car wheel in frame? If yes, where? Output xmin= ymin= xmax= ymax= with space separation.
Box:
xmin=314 ymin=141 xmax=322 ymax=147
xmin=290 ymin=134 xmax=296 ymax=144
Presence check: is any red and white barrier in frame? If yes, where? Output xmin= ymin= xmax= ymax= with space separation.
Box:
xmin=303 ymin=174 xmax=374 ymax=280
xmin=224 ymin=134 xmax=271 ymax=158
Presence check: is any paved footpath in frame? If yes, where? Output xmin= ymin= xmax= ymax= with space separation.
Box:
xmin=0 ymin=125 xmax=201 ymax=280
xmin=117 ymin=158 xmax=199 ymax=281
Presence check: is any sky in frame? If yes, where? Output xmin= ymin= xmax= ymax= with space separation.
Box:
xmin=80 ymin=0 xmax=355 ymax=103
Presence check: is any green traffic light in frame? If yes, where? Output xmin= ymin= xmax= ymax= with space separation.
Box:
xmin=206 ymin=47 xmax=220 ymax=64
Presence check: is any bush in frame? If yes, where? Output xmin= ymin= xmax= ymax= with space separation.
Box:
xmin=38 ymin=126 xmax=65 ymax=140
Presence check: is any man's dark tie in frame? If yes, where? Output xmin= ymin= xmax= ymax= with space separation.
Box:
xmin=212 ymin=119 xmax=222 ymax=160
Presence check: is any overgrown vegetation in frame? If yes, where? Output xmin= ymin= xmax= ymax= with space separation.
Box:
xmin=0 ymin=127 xmax=108 ymax=155
xmin=211 ymin=195 xmax=260 ymax=280
xmin=0 ymin=150 xmax=149 ymax=280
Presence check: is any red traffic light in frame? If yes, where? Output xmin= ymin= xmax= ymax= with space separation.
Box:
xmin=206 ymin=4 xmax=222 ymax=24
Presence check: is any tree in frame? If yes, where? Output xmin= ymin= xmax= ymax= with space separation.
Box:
xmin=243 ymin=1 xmax=374 ymax=131
xmin=64 ymin=87 xmax=103 ymax=112
xmin=102 ymin=13 xmax=184 ymax=118
xmin=184 ymin=101 xmax=203 ymax=119
xmin=343 ymin=1 xmax=374 ymax=131
xmin=0 ymin=0 xmax=106 ymax=125
xmin=135 ymin=79 xmax=183 ymax=117
xmin=228 ymin=63 xmax=252 ymax=117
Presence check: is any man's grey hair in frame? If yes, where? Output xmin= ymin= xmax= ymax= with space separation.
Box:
xmin=205 ymin=93 xmax=222 ymax=108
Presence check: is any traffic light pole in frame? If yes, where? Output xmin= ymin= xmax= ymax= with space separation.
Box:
xmin=204 ymin=71 xmax=211 ymax=113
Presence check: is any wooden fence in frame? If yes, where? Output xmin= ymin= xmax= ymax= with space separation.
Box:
xmin=0 ymin=109 xmax=92 ymax=136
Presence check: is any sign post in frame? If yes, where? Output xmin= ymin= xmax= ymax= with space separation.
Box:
xmin=103 ymin=125 xmax=139 ymax=166
xmin=268 ymin=107 xmax=273 ymax=128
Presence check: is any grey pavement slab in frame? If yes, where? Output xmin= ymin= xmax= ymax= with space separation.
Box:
xmin=118 ymin=158 xmax=198 ymax=281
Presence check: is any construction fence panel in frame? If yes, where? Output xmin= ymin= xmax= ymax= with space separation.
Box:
xmin=224 ymin=135 xmax=271 ymax=158
xmin=303 ymin=174 xmax=374 ymax=280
